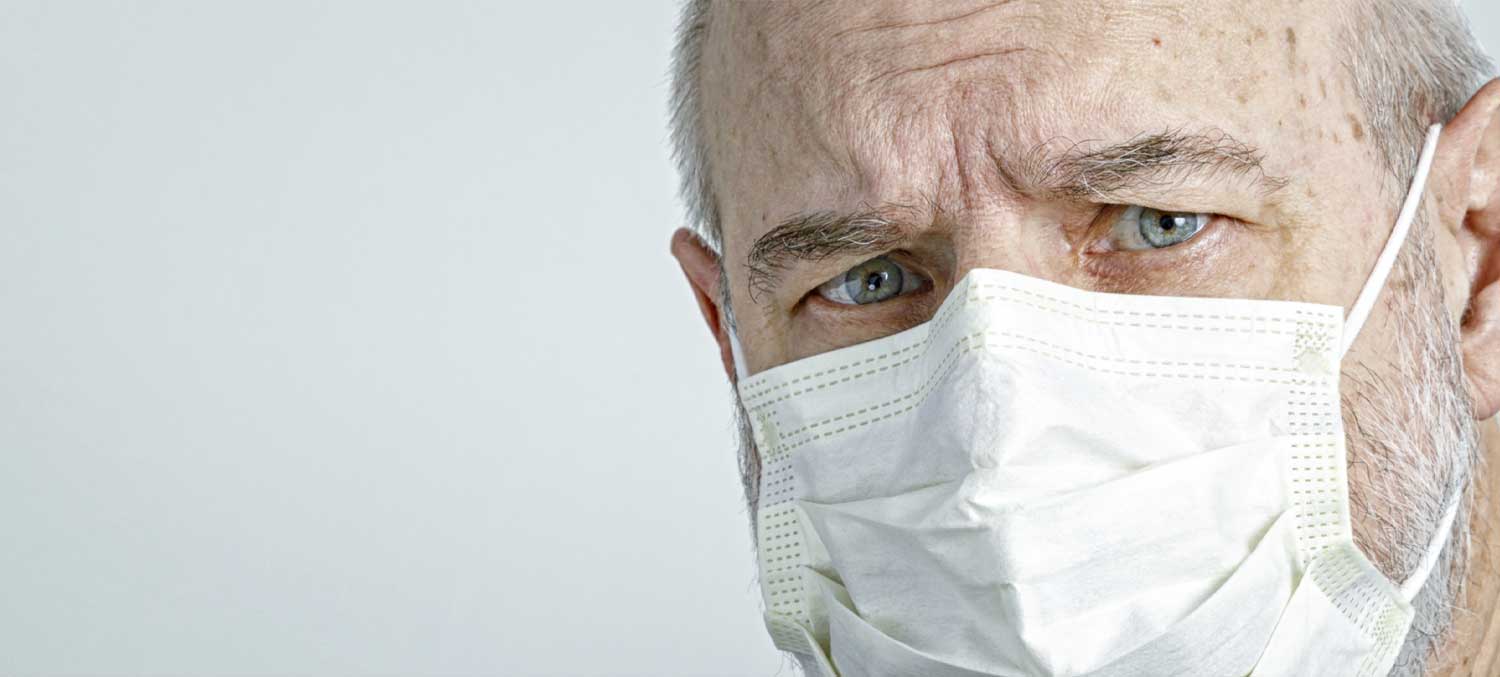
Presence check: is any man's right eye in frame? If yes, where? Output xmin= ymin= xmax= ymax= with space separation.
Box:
xmin=816 ymin=256 xmax=927 ymax=306
xmin=1108 ymin=205 xmax=1211 ymax=251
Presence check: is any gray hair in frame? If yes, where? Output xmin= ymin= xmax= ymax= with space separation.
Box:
xmin=667 ymin=0 xmax=1494 ymax=249
xmin=1341 ymin=0 xmax=1495 ymax=190
xmin=668 ymin=0 xmax=721 ymax=254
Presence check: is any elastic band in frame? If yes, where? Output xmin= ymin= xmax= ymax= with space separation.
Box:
xmin=1400 ymin=485 xmax=1462 ymax=602
xmin=727 ymin=324 xmax=749 ymax=381
xmin=1341 ymin=125 xmax=1444 ymax=356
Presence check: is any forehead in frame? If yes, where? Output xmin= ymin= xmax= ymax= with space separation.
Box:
xmin=701 ymin=0 xmax=1359 ymax=251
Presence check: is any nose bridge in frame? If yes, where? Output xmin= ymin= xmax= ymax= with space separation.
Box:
xmin=931 ymin=110 xmax=1086 ymax=290
xmin=943 ymin=203 xmax=1085 ymax=292
xmin=950 ymin=222 xmax=1064 ymax=287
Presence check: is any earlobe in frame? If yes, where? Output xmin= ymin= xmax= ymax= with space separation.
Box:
xmin=1450 ymin=78 xmax=1500 ymax=419
xmin=670 ymin=228 xmax=739 ymax=383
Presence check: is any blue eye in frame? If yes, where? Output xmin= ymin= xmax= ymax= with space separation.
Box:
xmin=816 ymin=256 xmax=925 ymax=306
xmin=1109 ymin=206 xmax=1209 ymax=250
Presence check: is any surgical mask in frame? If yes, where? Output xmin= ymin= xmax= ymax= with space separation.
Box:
xmin=729 ymin=125 xmax=1458 ymax=677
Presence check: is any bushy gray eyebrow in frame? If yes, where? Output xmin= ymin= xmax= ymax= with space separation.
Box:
xmin=1038 ymin=128 xmax=1289 ymax=201
xmin=745 ymin=129 xmax=1288 ymax=301
xmin=746 ymin=208 xmax=912 ymax=302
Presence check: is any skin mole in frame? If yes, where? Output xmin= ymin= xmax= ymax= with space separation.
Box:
xmin=1348 ymin=114 xmax=1366 ymax=140
xmin=1285 ymin=26 xmax=1298 ymax=70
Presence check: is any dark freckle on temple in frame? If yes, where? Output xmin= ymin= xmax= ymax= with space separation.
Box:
xmin=1349 ymin=114 xmax=1366 ymax=140
xmin=1299 ymin=94 xmax=1307 ymax=109
xmin=1152 ymin=36 xmax=1162 ymax=47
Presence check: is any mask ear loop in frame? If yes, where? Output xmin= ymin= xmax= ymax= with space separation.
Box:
xmin=725 ymin=308 xmax=749 ymax=381
xmin=1400 ymin=493 xmax=1461 ymax=602
xmin=1332 ymin=123 xmax=1460 ymax=602
xmin=1339 ymin=124 xmax=1443 ymax=357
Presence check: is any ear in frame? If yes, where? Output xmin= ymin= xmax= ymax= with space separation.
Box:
xmin=670 ymin=228 xmax=739 ymax=384
xmin=1443 ymin=78 xmax=1500 ymax=420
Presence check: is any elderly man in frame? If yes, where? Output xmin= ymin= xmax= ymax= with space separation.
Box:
xmin=666 ymin=1 xmax=1500 ymax=675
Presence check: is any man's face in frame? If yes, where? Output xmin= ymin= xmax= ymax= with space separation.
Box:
xmin=675 ymin=0 xmax=1500 ymax=669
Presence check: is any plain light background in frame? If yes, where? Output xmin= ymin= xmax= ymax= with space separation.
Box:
xmin=0 ymin=3 xmax=1494 ymax=676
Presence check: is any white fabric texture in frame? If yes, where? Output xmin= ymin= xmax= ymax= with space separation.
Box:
xmin=736 ymin=126 xmax=1447 ymax=677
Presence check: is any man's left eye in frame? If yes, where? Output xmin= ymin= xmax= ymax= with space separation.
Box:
xmin=816 ymin=255 xmax=926 ymax=306
xmin=1109 ymin=205 xmax=1210 ymax=251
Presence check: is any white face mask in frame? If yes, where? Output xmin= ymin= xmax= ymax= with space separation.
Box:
xmin=730 ymin=125 xmax=1457 ymax=677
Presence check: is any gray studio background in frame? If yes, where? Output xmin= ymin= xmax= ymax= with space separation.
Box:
xmin=0 ymin=3 xmax=1494 ymax=676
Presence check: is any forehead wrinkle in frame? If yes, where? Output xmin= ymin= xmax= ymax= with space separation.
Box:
xmin=865 ymin=47 xmax=1033 ymax=87
xmin=828 ymin=0 xmax=1025 ymax=40
xmin=712 ymin=0 xmax=1332 ymax=260
xmin=706 ymin=3 xmax=878 ymax=225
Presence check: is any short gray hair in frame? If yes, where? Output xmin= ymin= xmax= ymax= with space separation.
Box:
xmin=1341 ymin=0 xmax=1494 ymax=190
xmin=667 ymin=0 xmax=1494 ymax=248
xmin=668 ymin=0 xmax=720 ymax=253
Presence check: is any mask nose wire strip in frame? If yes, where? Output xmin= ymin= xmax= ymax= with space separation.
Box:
xmin=1340 ymin=124 xmax=1443 ymax=358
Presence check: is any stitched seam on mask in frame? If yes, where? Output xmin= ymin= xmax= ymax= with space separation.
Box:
xmin=776 ymin=332 xmax=976 ymax=438
xmin=740 ymin=287 xmax=1337 ymax=402
xmin=773 ymin=338 xmax=975 ymax=453
xmin=772 ymin=329 xmax=1309 ymax=438
xmin=968 ymin=282 xmax=1338 ymax=323
xmin=1309 ymin=549 xmax=1382 ymax=635
xmin=1284 ymin=391 xmax=1345 ymax=559
xmin=759 ymin=329 xmax=1331 ymax=416
xmin=1290 ymin=387 xmax=1350 ymax=567
xmin=761 ymin=458 xmax=794 ymax=504
xmin=1328 ymin=572 xmax=1388 ymax=640
xmin=773 ymin=339 xmax=1326 ymax=453
xmin=738 ymin=286 xmax=981 ymax=399
xmin=1357 ymin=607 xmax=1405 ymax=676
xmin=968 ymin=294 xmax=1304 ymax=335
xmin=758 ymin=504 xmax=809 ymax=622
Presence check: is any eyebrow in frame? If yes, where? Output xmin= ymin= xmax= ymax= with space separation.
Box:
xmin=745 ymin=129 xmax=1287 ymax=300
xmin=1039 ymin=128 xmax=1288 ymax=201
xmin=747 ymin=207 xmax=915 ymax=301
